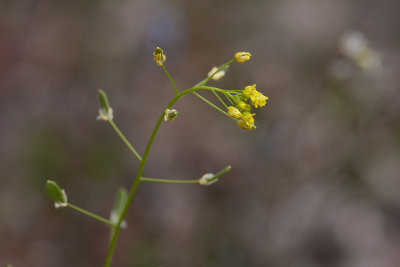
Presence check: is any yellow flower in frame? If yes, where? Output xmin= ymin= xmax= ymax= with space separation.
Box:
xmin=227 ymin=106 xmax=242 ymax=118
xmin=250 ymin=91 xmax=268 ymax=108
xmin=242 ymin=112 xmax=255 ymax=124
xmin=242 ymin=84 xmax=268 ymax=108
xmin=208 ymin=66 xmax=226 ymax=81
xmin=237 ymin=112 xmax=256 ymax=130
xmin=153 ymin=47 xmax=166 ymax=66
xmin=235 ymin=52 xmax=251 ymax=63
xmin=237 ymin=119 xmax=255 ymax=130
xmin=242 ymin=84 xmax=256 ymax=98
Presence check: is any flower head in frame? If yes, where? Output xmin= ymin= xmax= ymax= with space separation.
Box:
xmin=164 ymin=109 xmax=178 ymax=121
xmin=250 ymin=91 xmax=268 ymax=108
xmin=227 ymin=106 xmax=242 ymax=118
xmin=242 ymin=84 xmax=256 ymax=99
xmin=242 ymin=112 xmax=255 ymax=125
xmin=242 ymin=84 xmax=268 ymax=108
xmin=235 ymin=52 xmax=251 ymax=63
xmin=237 ymin=112 xmax=256 ymax=130
xmin=153 ymin=47 xmax=166 ymax=66
xmin=208 ymin=66 xmax=226 ymax=81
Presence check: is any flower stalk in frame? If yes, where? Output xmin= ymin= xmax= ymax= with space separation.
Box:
xmin=46 ymin=49 xmax=267 ymax=267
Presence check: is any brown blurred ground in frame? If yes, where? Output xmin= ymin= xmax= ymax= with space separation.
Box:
xmin=1 ymin=0 xmax=400 ymax=266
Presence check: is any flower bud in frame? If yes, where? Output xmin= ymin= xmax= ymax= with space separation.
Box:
xmin=153 ymin=47 xmax=166 ymax=66
xmin=97 ymin=90 xmax=113 ymax=121
xmin=199 ymin=173 xmax=217 ymax=186
xmin=46 ymin=180 xmax=68 ymax=208
xmin=207 ymin=66 xmax=226 ymax=81
xmin=235 ymin=52 xmax=251 ymax=63
xmin=164 ymin=109 xmax=178 ymax=121
xmin=110 ymin=188 xmax=128 ymax=228
xmin=227 ymin=106 xmax=242 ymax=118
xmin=236 ymin=100 xmax=251 ymax=111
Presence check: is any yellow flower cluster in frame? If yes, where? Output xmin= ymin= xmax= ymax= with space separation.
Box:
xmin=227 ymin=84 xmax=268 ymax=130
xmin=243 ymin=84 xmax=268 ymax=108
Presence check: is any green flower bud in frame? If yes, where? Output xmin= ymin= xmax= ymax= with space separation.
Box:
xmin=97 ymin=90 xmax=113 ymax=121
xmin=98 ymin=90 xmax=111 ymax=112
xmin=110 ymin=188 xmax=128 ymax=228
xmin=164 ymin=109 xmax=178 ymax=121
xmin=46 ymin=180 xmax=68 ymax=208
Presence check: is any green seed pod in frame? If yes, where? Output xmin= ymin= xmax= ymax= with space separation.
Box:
xmin=112 ymin=188 xmax=128 ymax=219
xmin=98 ymin=90 xmax=111 ymax=112
xmin=46 ymin=180 xmax=68 ymax=207
xmin=110 ymin=188 xmax=128 ymax=228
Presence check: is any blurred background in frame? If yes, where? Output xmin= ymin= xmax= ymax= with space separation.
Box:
xmin=1 ymin=0 xmax=400 ymax=266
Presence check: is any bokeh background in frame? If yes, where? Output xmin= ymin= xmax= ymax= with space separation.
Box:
xmin=1 ymin=0 xmax=400 ymax=266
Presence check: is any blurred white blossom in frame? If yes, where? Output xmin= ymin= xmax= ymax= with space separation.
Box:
xmin=339 ymin=30 xmax=382 ymax=75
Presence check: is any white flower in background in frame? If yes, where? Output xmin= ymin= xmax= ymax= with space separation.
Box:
xmin=339 ymin=30 xmax=382 ymax=74
xmin=208 ymin=66 xmax=226 ymax=81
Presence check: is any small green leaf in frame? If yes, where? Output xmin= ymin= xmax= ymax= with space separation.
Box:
xmin=7 ymin=264 xmax=14 ymax=267
xmin=45 ymin=180 xmax=67 ymax=204
xmin=98 ymin=90 xmax=111 ymax=112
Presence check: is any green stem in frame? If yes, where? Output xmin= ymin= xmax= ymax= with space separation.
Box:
xmin=211 ymin=90 xmax=228 ymax=108
xmin=67 ymin=203 xmax=114 ymax=227
xmin=108 ymin=120 xmax=142 ymax=162
xmin=104 ymin=85 xmax=231 ymax=266
xmin=225 ymin=93 xmax=235 ymax=105
xmin=162 ymin=65 xmax=179 ymax=95
xmin=192 ymin=91 xmax=232 ymax=119
xmin=140 ymin=177 xmax=199 ymax=184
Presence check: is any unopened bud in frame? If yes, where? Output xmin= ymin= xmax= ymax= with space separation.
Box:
xmin=46 ymin=180 xmax=68 ymax=208
xmin=97 ymin=90 xmax=113 ymax=121
xmin=235 ymin=52 xmax=251 ymax=63
xmin=164 ymin=109 xmax=178 ymax=121
xmin=153 ymin=47 xmax=166 ymax=66
xmin=199 ymin=173 xmax=217 ymax=186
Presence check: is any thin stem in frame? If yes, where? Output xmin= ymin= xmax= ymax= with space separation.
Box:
xmin=211 ymin=90 xmax=228 ymax=108
xmin=67 ymin=203 xmax=114 ymax=227
xmin=162 ymin=65 xmax=179 ymax=95
xmin=104 ymin=85 xmax=234 ymax=266
xmin=140 ymin=177 xmax=199 ymax=184
xmin=108 ymin=120 xmax=142 ymax=162
xmin=224 ymin=93 xmax=234 ymax=105
xmin=192 ymin=91 xmax=232 ymax=119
